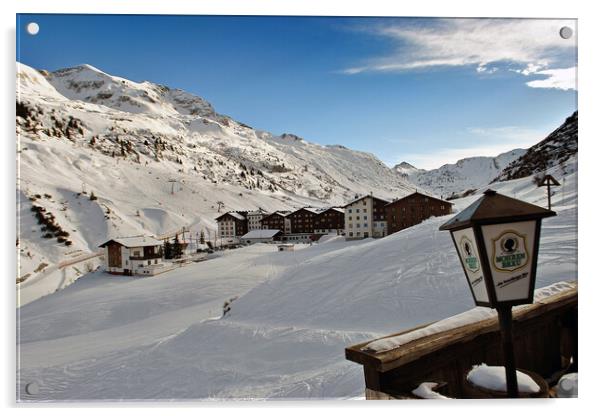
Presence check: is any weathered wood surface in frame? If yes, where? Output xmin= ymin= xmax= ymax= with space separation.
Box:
xmin=346 ymin=282 xmax=577 ymax=398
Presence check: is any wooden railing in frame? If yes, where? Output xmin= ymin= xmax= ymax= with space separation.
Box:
xmin=345 ymin=281 xmax=577 ymax=399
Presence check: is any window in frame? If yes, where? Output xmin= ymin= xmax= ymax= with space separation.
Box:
xmin=148 ymin=260 xmax=151 ymax=265
xmin=364 ymin=232 xmax=369 ymax=238
xmin=356 ymin=224 xmax=360 ymax=228
xmin=348 ymin=209 xmax=352 ymax=213
xmin=356 ymin=209 xmax=360 ymax=213
xmin=363 ymin=209 xmax=367 ymax=213
xmin=349 ymin=232 xmax=353 ymax=237
xmin=364 ymin=216 xmax=367 ymax=220
xmin=125 ymin=260 xmax=129 ymax=265
xmin=363 ymin=200 xmax=367 ymax=206
xmin=364 ymin=223 xmax=368 ymax=228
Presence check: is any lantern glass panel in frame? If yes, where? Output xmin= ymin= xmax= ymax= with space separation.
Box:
xmin=481 ymin=220 xmax=536 ymax=302
xmin=452 ymin=227 xmax=489 ymax=304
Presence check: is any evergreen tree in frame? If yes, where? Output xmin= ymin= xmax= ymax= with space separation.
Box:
xmin=163 ymin=239 xmax=173 ymax=259
xmin=172 ymin=235 xmax=183 ymax=259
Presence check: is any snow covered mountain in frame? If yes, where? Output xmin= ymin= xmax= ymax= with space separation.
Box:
xmin=493 ymin=111 xmax=578 ymax=182
xmin=16 ymin=62 xmax=416 ymax=287
xmin=392 ymin=161 xmax=424 ymax=177
xmin=396 ymin=149 xmax=526 ymax=198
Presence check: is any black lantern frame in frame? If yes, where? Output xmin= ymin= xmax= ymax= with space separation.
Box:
xmin=440 ymin=190 xmax=556 ymax=309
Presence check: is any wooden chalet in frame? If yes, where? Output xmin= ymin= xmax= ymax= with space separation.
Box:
xmin=260 ymin=211 xmax=290 ymax=233
xmin=288 ymin=207 xmax=322 ymax=234
xmin=314 ymin=207 xmax=345 ymax=234
xmin=99 ymin=236 xmax=164 ymax=276
xmin=385 ymin=192 xmax=453 ymax=234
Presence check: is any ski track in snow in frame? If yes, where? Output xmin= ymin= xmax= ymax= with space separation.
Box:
xmin=17 ymin=165 xmax=577 ymax=401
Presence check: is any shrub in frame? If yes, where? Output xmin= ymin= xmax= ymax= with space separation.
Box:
xmin=57 ymin=236 xmax=67 ymax=243
xmin=89 ymin=191 xmax=98 ymax=201
xmin=65 ymin=240 xmax=73 ymax=246
xmin=42 ymin=233 xmax=53 ymax=239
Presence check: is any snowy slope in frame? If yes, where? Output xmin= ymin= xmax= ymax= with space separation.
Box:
xmin=16 ymin=62 xmax=416 ymax=292
xmin=397 ymin=149 xmax=526 ymax=198
xmin=493 ymin=111 xmax=577 ymax=182
xmin=17 ymin=160 xmax=577 ymax=400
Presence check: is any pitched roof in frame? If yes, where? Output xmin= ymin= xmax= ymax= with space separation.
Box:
xmin=343 ymin=194 xmax=390 ymax=207
xmin=99 ymin=236 xmax=163 ymax=248
xmin=241 ymin=229 xmax=282 ymax=239
xmin=262 ymin=211 xmax=290 ymax=220
xmin=316 ymin=207 xmax=345 ymax=215
xmin=291 ymin=207 xmax=324 ymax=215
xmin=439 ymin=189 xmax=555 ymax=230
xmin=215 ymin=211 xmax=246 ymax=221
xmin=385 ymin=191 xmax=453 ymax=206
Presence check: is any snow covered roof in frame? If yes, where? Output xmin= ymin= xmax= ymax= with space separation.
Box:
xmin=241 ymin=229 xmax=282 ymax=239
xmin=215 ymin=211 xmax=246 ymax=221
xmin=99 ymin=236 xmax=163 ymax=248
xmin=292 ymin=207 xmax=324 ymax=215
xmin=317 ymin=207 xmax=344 ymax=215
xmin=343 ymin=194 xmax=390 ymax=207
xmin=263 ymin=211 xmax=290 ymax=219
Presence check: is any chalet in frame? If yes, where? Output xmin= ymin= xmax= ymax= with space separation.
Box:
xmin=260 ymin=211 xmax=291 ymax=234
xmin=240 ymin=229 xmax=283 ymax=244
xmin=247 ymin=208 xmax=268 ymax=231
xmin=344 ymin=194 xmax=389 ymax=240
xmin=314 ymin=207 xmax=345 ymax=235
xmin=215 ymin=211 xmax=248 ymax=245
xmin=99 ymin=236 xmax=164 ymax=276
xmin=385 ymin=191 xmax=453 ymax=234
xmin=288 ymin=207 xmax=323 ymax=234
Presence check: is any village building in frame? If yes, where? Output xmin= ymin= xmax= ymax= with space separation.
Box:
xmin=344 ymin=194 xmax=389 ymax=240
xmin=247 ymin=208 xmax=268 ymax=231
xmin=240 ymin=229 xmax=283 ymax=244
xmin=260 ymin=211 xmax=290 ymax=234
xmin=99 ymin=236 xmax=164 ymax=276
xmin=215 ymin=211 xmax=248 ymax=245
xmin=385 ymin=191 xmax=453 ymax=234
xmin=314 ymin=207 xmax=345 ymax=235
xmin=288 ymin=207 xmax=323 ymax=234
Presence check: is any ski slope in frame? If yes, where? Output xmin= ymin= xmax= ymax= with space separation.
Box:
xmin=17 ymin=161 xmax=577 ymax=401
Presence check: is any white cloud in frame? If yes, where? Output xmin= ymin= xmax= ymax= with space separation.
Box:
xmin=526 ymin=67 xmax=577 ymax=91
xmin=343 ymin=18 xmax=576 ymax=90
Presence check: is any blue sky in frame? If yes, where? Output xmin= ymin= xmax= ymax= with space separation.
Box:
xmin=16 ymin=15 xmax=577 ymax=169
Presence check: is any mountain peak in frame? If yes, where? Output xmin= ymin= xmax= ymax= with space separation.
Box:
xmin=394 ymin=161 xmax=418 ymax=170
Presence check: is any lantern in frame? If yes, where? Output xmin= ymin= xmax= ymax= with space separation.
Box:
xmin=440 ymin=189 xmax=556 ymax=308
xmin=440 ymin=189 xmax=556 ymax=397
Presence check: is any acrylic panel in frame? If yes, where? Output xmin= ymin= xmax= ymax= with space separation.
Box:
xmin=16 ymin=14 xmax=578 ymax=401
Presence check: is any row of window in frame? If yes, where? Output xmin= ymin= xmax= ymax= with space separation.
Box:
xmin=124 ymin=259 xmax=159 ymax=266
xmin=348 ymin=231 xmax=370 ymax=238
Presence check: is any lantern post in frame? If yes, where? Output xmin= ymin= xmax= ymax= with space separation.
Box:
xmin=439 ymin=189 xmax=556 ymax=398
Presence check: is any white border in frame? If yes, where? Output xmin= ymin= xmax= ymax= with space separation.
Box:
xmin=3 ymin=1 xmax=600 ymax=415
